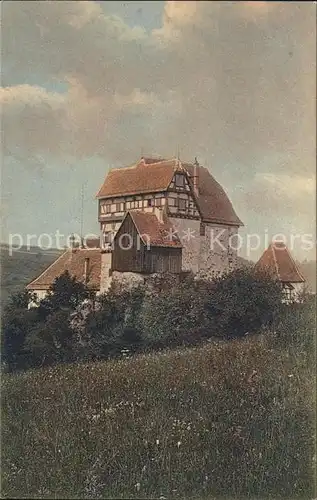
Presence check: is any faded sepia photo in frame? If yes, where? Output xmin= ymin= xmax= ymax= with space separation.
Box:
xmin=1 ymin=1 xmax=316 ymax=499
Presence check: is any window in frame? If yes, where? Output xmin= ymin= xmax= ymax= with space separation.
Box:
xmin=168 ymin=198 xmax=176 ymax=207
xmin=147 ymin=199 xmax=153 ymax=207
xmin=155 ymin=198 xmax=162 ymax=207
xmin=103 ymin=231 xmax=112 ymax=245
xmin=282 ymin=283 xmax=294 ymax=303
xmin=175 ymin=174 xmax=185 ymax=187
xmin=200 ymin=223 xmax=206 ymax=236
xmin=178 ymin=198 xmax=186 ymax=211
xmin=116 ymin=203 xmax=123 ymax=212
xmin=101 ymin=202 xmax=111 ymax=214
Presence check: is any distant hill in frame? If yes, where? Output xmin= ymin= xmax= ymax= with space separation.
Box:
xmin=1 ymin=245 xmax=63 ymax=307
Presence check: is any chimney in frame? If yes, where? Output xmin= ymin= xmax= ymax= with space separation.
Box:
xmin=84 ymin=257 xmax=90 ymax=284
xmin=193 ymin=157 xmax=199 ymax=196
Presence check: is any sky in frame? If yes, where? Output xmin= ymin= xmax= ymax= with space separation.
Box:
xmin=1 ymin=1 xmax=316 ymax=261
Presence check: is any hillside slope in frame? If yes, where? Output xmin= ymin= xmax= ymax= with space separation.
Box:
xmin=2 ymin=338 xmax=315 ymax=499
xmin=1 ymin=245 xmax=62 ymax=306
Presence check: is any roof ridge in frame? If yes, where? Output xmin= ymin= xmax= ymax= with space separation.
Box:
xmin=270 ymin=243 xmax=281 ymax=280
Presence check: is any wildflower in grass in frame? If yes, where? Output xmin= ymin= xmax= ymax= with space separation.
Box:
xmin=135 ymin=482 xmax=141 ymax=492
xmin=156 ymin=439 xmax=160 ymax=445
xmin=177 ymin=441 xmax=181 ymax=448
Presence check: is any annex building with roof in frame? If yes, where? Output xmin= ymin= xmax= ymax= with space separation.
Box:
xmin=255 ymin=241 xmax=305 ymax=303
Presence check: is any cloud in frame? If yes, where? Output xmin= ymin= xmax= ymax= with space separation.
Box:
xmin=1 ymin=85 xmax=66 ymax=162
xmin=1 ymin=0 xmax=315 ymax=239
xmin=242 ymin=171 xmax=316 ymax=223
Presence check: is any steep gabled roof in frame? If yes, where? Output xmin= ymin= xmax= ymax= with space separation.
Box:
xmin=97 ymin=159 xmax=179 ymax=198
xmin=26 ymin=248 xmax=101 ymax=291
xmin=97 ymin=157 xmax=243 ymax=227
xmin=184 ymin=163 xmax=243 ymax=226
xmin=121 ymin=210 xmax=182 ymax=248
xmin=255 ymin=242 xmax=305 ymax=283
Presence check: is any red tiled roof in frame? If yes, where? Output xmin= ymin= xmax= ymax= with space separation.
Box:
xmin=127 ymin=210 xmax=182 ymax=248
xmin=255 ymin=242 xmax=305 ymax=283
xmin=184 ymin=163 xmax=243 ymax=226
xmin=96 ymin=159 xmax=178 ymax=198
xmin=97 ymin=157 xmax=243 ymax=227
xmin=26 ymin=248 xmax=101 ymax=291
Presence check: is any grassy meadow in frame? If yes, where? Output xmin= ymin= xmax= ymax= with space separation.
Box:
xmin=2 ymin=335 xmax=315 ymax=499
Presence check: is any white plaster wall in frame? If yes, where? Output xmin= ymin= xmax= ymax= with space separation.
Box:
xmin=100 ymin=252 xmax=113 ymax=293
xmin=28 ymin=289 xmax=47 ymax=308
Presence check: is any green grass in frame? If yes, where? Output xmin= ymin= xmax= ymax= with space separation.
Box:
xmin=1 ymin=337 xmax=316 ymax=499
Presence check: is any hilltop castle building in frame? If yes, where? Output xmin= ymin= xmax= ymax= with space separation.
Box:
xmin=27 ymin=156 xmax=243 ymax=296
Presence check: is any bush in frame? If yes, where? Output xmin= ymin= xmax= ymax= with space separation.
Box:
xmin=205 ymin=267 xmax=283 ymax=338
xmin=272 ymin=295 xmax=316 ymax=360
xmin=24 ymin=309 xmax=75 ymax=368
xmin=140 ymin=275 xmax=213 ymax=348
xmin=3 ymin=266 xmax=300 ymax=371
xmin=81 ymin=286 xmax=146 ymax=359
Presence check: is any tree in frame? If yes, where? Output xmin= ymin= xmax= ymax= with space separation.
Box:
xmin=6 ymin=289 xmax=37 ymax=310
xmin=38 ymin=270 xmax=91 ymax=318
xmin=24 ymin=309 xmax=74 ymax=368
xmin=2 ymin=307 xmax=40 ymax=371
xmin=140 ymin=275 xmax=213 ymax=348
xmin=206 ymin=267 xmax=283 ymax=338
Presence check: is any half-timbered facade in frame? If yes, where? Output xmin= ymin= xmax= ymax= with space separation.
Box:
xmin=96 ymin=156 xmax=243 ymax=288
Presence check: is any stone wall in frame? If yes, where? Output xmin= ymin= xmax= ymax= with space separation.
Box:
xmin=169 ymin=218 xmax=239 ymax=277
xmin=169 ymin=217 xmax=201 ymax=274
xmin=200 ymin=224 xmax=239 ymax=278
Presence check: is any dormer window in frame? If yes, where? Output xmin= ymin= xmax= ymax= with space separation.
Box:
xmin=175 ymin=174 xmax=185 ymax=187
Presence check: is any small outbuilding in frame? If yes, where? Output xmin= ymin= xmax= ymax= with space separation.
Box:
xmin=255 ymin=241 xmax=305 ymax=303
xmin=111 ymin=210 xmax=182 ymax=275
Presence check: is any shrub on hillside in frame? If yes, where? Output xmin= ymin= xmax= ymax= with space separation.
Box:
xmin=81 ymin=286 xmax=146 ymax=359
xmin=272 ymin=294 xmax=316 ymax=359
xmin=140 ymin=275 xmax=213 ymax=348
xmin=2 ymin=272 xmax=91 ymax=370
xmin=2 ymin=306 xmax=40 ymax=371
xmin=38 ymin=270 xmax=92 ymax=319
xmin=205 ymin=267 xmax=283 ymax=338
xmin=24 ymin=309 xmax=75 ymax=368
